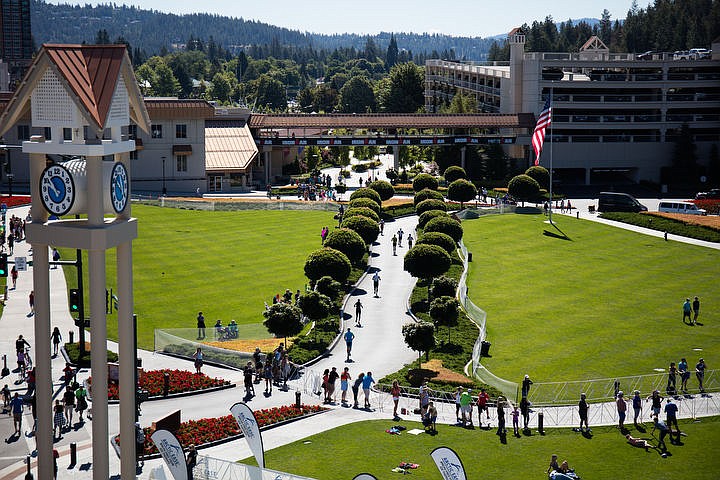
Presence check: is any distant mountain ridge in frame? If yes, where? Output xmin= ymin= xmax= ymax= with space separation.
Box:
xmin=30 ymin=0 xmax=497 ymax=60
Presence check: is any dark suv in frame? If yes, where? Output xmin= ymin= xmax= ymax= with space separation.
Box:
xmin=695 ymin=188 xmax=720 ymax=199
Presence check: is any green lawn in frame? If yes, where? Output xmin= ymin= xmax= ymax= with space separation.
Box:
xmin=61 ymin=204 xmax=334 ymax=349
xmin=243 ymin=417 xmax=720 ymax=480
xmin=462 ymin=213 xmax=719 ymax=383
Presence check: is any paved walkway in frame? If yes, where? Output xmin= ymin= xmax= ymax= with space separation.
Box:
xmin=0 ymin=191 xmax=717 ymax=478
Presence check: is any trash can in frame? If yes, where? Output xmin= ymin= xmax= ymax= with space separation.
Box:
xmin=480 ymin=341 xmax=491 ymax=357
xmin=468 ymin=252 xmax=473 ymax=262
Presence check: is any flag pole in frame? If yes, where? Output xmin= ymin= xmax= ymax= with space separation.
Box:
xmin=548 ymin=85 xmax=554 ymax=225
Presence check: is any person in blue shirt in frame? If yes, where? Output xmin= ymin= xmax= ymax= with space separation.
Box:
xmin=682 ymin=298 xmax=692 ymax=324
xmin=664 ymin=399 xmax=680 ymax=440
xmin=361 ymin=371 xmax=375 ymax=409
xmin=652 ymin=415 xmax=670 ymax=453
xmin=344 ymin=328 xmax=355 ymax=361
xmin=10 ymin=392 xmax=24 ymax=435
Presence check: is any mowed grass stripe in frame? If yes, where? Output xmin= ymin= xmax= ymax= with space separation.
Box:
xmin=63 ymin=205 xmax=333 ymax=349
xmin=462 ymin=213 xmax=719 ymax=382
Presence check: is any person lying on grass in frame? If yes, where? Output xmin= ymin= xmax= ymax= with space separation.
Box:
xmin=625 ymin=434 xmax=656 ymax=451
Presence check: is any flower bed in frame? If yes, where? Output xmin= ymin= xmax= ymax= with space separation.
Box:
xmin=90 ymin=369 xmax=231 ymax=400
xmin=131 ymin=404 xmax=326 ymax=455
xmin=0 ymin=195 xmax=31 ymax=209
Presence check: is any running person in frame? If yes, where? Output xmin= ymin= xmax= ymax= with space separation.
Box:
xmin=372 ymin=271 xmax=380 ymax=297
xmin=344 ymin=328 xmax=355 ymax=361
xmin=354 ymin=299 xmax=363 ymax=327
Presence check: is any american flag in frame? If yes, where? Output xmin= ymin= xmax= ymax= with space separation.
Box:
xmin=532 ymin=96 xmax=552 ymax=165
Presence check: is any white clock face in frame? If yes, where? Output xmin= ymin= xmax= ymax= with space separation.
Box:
xmin=111 ymin=162 xmax=129 ymax=213
xmin=40 ymin=164 xmax=75 ymax=216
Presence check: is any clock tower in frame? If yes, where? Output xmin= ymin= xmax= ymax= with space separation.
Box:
xmin=0 ymin=44 xmax=150 ymax=480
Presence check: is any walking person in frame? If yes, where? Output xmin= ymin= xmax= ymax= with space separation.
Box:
xmin=63 ymin=384 xmax=75 ymax=428
xmin=696 ymin=358 xmax=706 ymax=392
xmin=692 ymin=296 xmax=700 ymax=324
xmin=379 ymin=218 xmax=384 ymax=235
xmin=53 ymin=399 xmax=64 ymax=438
xmin=196 ymin=312 xmax=205 ymax=339
xmin=192 ymin=347 xmax=203 ymax=374
xmin=263 ymin=361 xmax=273 ymax=395
xmin=391 ymin=234 xmax=397 ymax=255
xmin=616 ymin=391 xmax=628 ymax=430
xmin=10 ymin=392 xmax=23 ymax=435
xmin=519 ymin=396 xmax=530 ymax=431
xmin=496 ymin=396 xmax=506 ymax=435
xmin=632 ymin=390 xmax=642 ymax=426
xmin=327 ymin=367 xmax=339 ymax=403
xmin=51 ymin=327 xmax=62 ymax=357
xmin=372 ymin=271 xmax=380 ymax=297
xmin=521 ymin=374 xmax=533 ymax=398
xmin=28 ymin=290 xmax=35 ymax=315
xmin=407 ymin=234 xmax=413 ymax=249
xmin=682 ymin=298 xmax=692 ymax=324
xmin=354 ymin=299 xmax=363 ymax=327
xmin=578 ymin=392 xmax=590 ymax=432
xmin=477 ymin=388 xmax=490 ymax=424
xmin=75 ymin=383 xmax=88 ymax=421
xmin=397 ymin=228 xmax=404 ymax=247
xmin=10 ymin=265 xmax=17 ymax=289
xmin=664 ymin=398 xmax=680 ymax=441
xmin=344 ymin=328 xmax=354 ymax=361
xmin=667 ymin=362 xmax=677 ymax=395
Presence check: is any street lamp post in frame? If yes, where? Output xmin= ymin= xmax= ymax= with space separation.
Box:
xmin=161 ymin=156 xmax=167 ymax=196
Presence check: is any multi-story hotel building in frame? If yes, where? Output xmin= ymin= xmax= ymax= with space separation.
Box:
xmin=0 ymin=0 xmax=33 ymax=87
xmin=426 ymin=30 xmax=720 ymax=186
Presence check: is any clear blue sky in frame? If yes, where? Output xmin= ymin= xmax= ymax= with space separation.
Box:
xmin=47 ymin=0 xmax=646 ymax=37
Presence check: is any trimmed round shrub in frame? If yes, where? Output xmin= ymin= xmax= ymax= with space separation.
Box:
xmin=304 ymin=247 xmax=352 ymax=283
xmin=323 ymin=228 xmax=367 ymax=264
xmin=525 ymin=165 xmax=550 ymax=190
xmin=316 ymin=275 xmax=343 ymax=300
xmin=348 ymin=197 xmax=381 ymax=215
xmin=414 ymin=188 xmax=445 ymax=206
xmin=417 ymin=231 xmax=457 ymax=255
xmin=508 ymin=174 xmax=541 ymax=203
xmin=431 ymin=275 xmax=458 ymax=298
xmin=412 ymin=173 xmax=439 ymax=192
xmin=415 ymin=198 xmax=448 ymax=216
xmin=349 ymin=187 xmax=382 ymax=206
xmin=443 ymin=166 xmax=467 ymax=183
xmin=368 ymin=180 xmax=395 ymax=201
xmin=341 ymin=215 xmax=380 ymax=245
xmin=447 ymin=179 xmax=478 ymax=207
xmin=343 ymin=207 xmax=380 ymax=223
xmin=403 ymin=244 xmax=452 ymax=280
xmin=418 ymin=210 xmax=448 ymax=229
xmin=424 ymin=215 xmax=463 ymax=243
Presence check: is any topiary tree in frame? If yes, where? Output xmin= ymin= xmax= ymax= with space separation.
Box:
xmin=443 ymin=165 xmax=467 ymax=183
xmin=323 ymin=228 xmax=367 ymax=264
xmin=297 ymin=290 xmax=334 ymax=340
xmin=349 ymin=187 xmax=382 ymax=206
xmin=423 ymin=216 xmax=463 ymax=243
xmin=415 ymin=198 xmax=448 ymax=216
xmin=447 ymin=179 xmax=477 ymax=209
xmin=402 ymin=321 xmax=436 ymax=365
xmin=263 ymin=302 xmax=303 ymax=349
xmin=348 ymin=197 xmax=381 ymax=215
xmin=525 ymin=165 xmax=550 ymax=190
xmin=342 ymin=207 xmax=380 ymax=223
xmin=417 ymin=231 xmax=457 ymax=255
xmin=418 ymin=210 xmax=448 ymax=229
xmin=414 ymin=187 xmax=445 ymax=206
xmin=341 ymin=215 xmax=380 ymax=245
xmin=508 ymin=174 xmax=541 ymax=206
xmin=412 ymin=173 xmax=439 ymax=192
xmin=404 ymin=244 xmax=451 ymax=300
xmin=316 ymin=275 xmax=342 ymax=300
xmin=429 ymin=296 xmax=460 ymax=343
xmin=431 ymin=275 xmax=458 ymax=299
xmin=304 ymin=247 xmax=352 ymax=284
xmin=368 ymin=180 xmax=395 ymax=201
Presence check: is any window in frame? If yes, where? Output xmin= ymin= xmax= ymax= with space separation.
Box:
xmin=17 ymin=125 xmax=30 ymax=141
xmin=176 ymin=124 xmax=187 ymax=139
xmin=44 ymin=127 xmax=52 ymax=140
xmin=130 ymin=150 xmax=138 ymax=160
xmin=176 ymin=155 xmax=187 ymax=172
xmin=63 ymin=128 xmax=72 ymax=141
xmin=128 ymin=124 xmax=138 ymax=139
xmin=151 ymin=124 xmax=163 ymax=139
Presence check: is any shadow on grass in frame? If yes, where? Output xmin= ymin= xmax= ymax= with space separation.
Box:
xmin=407 ymin=367 xmax=439 ymax=386
xmin=543 ymin=222 xmax=572 ymax=241
xmin=434 ymin=342 xmax=464 ymax=355
xmin=410 ymin=299 xmax=429 ymax=313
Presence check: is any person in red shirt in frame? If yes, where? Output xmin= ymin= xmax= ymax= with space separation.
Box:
xmin=476 ymin=388 xmax=490 ymax=422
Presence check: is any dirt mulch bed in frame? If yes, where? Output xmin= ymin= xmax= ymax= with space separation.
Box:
xmin=203 ymin=337 xmax=292 ymax=352
xmin=645 ymin=212 xmax=720 ymax=229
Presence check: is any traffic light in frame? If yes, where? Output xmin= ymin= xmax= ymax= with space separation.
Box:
xmin=0 ymin=253 xmax=7 ymax=277
xmin=69 ymin=288 xmax=81 ymax=312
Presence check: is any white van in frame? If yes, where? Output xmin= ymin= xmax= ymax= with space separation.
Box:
xmin=658 ymin=201 xmax=706 ymax=215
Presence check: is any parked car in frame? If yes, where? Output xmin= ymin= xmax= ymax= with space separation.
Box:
xmin=597 ymin=192 xmax=648 ymax=213
xmin=673 ymin=50 xmax=691 ymax=60
xmin=658 ymin=201 xmax=706 ymax=215
xmin=689 ymin=48 xmax=711 ymax=60
xmin=695 ymin=188 xmax=720 ymax=199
